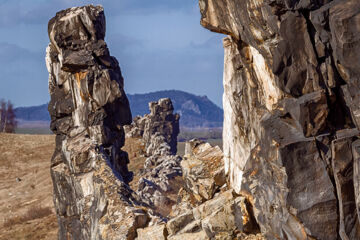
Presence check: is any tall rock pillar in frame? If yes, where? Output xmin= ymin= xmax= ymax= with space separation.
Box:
xmin=46 ymin=5 xmax=147 ymax=239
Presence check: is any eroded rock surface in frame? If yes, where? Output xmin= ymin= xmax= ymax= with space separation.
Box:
xmin=136 ymin=139 xmax=265 ymax=239
xmin=137 ymin=190 xmax=263 ymax=240
xmin=46 ymin=5 xmax=150 ymax=239
xmin=181 ymin=139 xmax=225 ymax=202
xmin=125 ymin=98 xmax=183 ymax=217
xmin=125 ymin=98 xmax=180 ymax=155
xmin=200 ymin=0 xmax=360 ymax=239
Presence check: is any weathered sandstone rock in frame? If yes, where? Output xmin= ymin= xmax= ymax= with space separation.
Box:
xmin=200 ymin=0 xmax=360 ymax=239
xmin=46 ymin=5 xmax=149 ymax=239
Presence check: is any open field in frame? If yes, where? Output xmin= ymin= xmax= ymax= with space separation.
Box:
xmin=0 ymin=133 xmax=57 ymax=240
xmin=15 ymin=120 xmax=51 ymax=135
xmin=15 ymin=128 xmax=52 ymax=135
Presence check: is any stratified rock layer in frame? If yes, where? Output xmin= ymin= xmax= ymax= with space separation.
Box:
xmin=200 ymin=0 xmax=360 ymax=239
xmin=46 ymin=5 xmax=148 ymax=239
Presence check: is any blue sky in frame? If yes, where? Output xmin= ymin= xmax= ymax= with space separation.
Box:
xmin=0 ymin=0 xmax=224 ymax=107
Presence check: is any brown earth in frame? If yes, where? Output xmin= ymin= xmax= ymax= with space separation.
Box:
xmin=0 ymin=134 xmax=159 ymax=240
xmin=0 ymin=133 xmax=57 ymax=240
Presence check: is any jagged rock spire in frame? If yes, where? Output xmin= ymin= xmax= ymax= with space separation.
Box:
xmin=46 ymin=5 xmax=148 ymax=239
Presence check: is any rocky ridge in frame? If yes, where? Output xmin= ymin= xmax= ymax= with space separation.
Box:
xmin=125 ymin=98 xmax=180 ymax=155
xmin=200 ymin=0 xmax=360 ymax=239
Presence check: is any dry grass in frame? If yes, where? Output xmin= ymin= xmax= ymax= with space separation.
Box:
xmin=0 ymin=133 xmax=57 ymax=240
xmin=3 ymin=206 xmax=53 ymax=228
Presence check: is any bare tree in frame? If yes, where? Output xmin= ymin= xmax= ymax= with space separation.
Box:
xmin=0 ymin=99 xmax=17 ymax=133
xmin=0 ymin=99 xmax=5 ymax=132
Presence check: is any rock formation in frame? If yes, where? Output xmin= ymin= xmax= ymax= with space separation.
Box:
xmin=200 ymin=0 xmax=360 ymax=239
xmin=125 ymin=98 xmax=183 ymax=217
xmin=182 ymin=139 xmax=225 ymax=202
xmin=46 ymin=5 xmax=151 ymax=239
xmin=125 ymin=98 xmax=180 ymax=155
xmin=46 ymin=1 xmax=360 ymax=239
xmin=136 ymin=139 xmax=264 ymax=240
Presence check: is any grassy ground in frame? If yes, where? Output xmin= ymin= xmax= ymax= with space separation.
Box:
xmin=0 ymin=133 xmax=57 ymax=240
xmin=15 ymin=128 xmax=52 ymax=135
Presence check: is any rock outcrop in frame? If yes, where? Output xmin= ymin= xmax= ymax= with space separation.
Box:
xmin=135 ymin=132 xmax=183 ymax=217
xmin=125 ymin=98 xmax=182 ymax=217
xmin=125 ymin=98 xmax=180 ymax=155
xmin=137 ymin=139 xmax=263 ymax=240
xmin=46 ymin=5 xmax=150 ymax=239
xmin=181 ymin=139 xmax=225 ymax=202
xmin=200 ymin=0 xmax=360 ymax=239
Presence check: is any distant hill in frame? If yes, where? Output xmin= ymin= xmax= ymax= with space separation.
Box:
xmin=15 ymin=90 xmax=223 ymax=128
xmin=15 ymin=104 xmax=49 ymax=122
xmin=128 ymin=90 xmax=223 ymax=128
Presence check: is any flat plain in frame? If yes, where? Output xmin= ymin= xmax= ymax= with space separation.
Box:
xmin=0 ymin=133 xmax=57 ymax=240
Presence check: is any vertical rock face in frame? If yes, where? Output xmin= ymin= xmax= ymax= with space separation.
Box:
xmin=200 ymin=0 xmax=360 ymax=239
xmin=46 ymin=5 xmax=148 ymax=239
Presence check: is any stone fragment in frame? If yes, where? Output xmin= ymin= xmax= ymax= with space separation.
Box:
xmin=353 ymin=140 xmax=360 ymax=222
xmin=281 ymin=140 xmax=338 ymax=240
xmin=166 ymin=190 xmax=260 ymax=239
xmin=181 ymin=139 xmax=225 ymax=201
xmin=166 ymin=211 xmax=195 ymax=236
xmin=329 ymin=0 xmax=360 ymax=82
xmin=342 ymin=83 xmax=360 ymax=129
xmin=282 ymin=90 xmax=329 ymax=137
xmin=136 ymin=224 xmax=168 ymax=240
xmin=167 ymin=231 xmax=209 ymax=240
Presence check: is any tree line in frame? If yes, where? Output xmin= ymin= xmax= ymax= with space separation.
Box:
xmin=0 ymin=99 xmax=17 ymax=133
